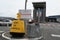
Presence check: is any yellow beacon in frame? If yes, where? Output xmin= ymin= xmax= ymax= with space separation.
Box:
xmin=10 ymin=12 xmax=25 ymax=37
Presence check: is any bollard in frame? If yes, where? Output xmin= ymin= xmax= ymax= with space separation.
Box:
xmin=27 ymin=23 xmax=41 ymax=38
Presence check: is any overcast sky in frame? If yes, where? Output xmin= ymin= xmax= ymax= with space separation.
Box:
xmin=0 ymin=0 xmax=60 ymax=18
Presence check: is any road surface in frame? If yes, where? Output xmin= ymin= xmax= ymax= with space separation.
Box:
xmin=0 ymin=26 xmax=10 ymax=40
xmin=40 ymin=22 xmax=60 ymax=40
xmin=0 ymin=22 xmax=60 ymax=40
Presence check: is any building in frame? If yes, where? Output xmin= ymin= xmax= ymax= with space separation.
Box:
xmin=33 ymin=2 xmax=46 ymax=23
xmin=48 ymin=15 xmax=60 ymax=22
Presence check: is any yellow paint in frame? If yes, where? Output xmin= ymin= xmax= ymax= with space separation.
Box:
xmin=10 ymin=12 xmax=25 ymax=33
xmin=10 ymin=20 xmax=25 ymax=33
xmin=17 ymin=12 xmax=21 ymax=19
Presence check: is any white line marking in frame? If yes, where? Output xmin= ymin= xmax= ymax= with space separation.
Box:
xmin=11 ymin=36 xmax=43 ymax=40
xmin=2 ymin=32 xmax=43 ymax=40
xmin=2 ymin=32 xmax=11 ymax=40
xmin=34 ymin=36 xmax=43 ymax=40
xmin=51 ymin=34 xmax=60 ymax=37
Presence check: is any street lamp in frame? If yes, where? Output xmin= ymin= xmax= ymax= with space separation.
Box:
xmin=25 ymin=0 xmax=27 ymax=10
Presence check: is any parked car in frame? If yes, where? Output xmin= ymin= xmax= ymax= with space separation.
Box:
xmin=0 ymin=19 xmax=12 ymax=26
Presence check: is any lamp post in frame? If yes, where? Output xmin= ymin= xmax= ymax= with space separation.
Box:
xmin=25 ymin=0 xmax=27 ymax=10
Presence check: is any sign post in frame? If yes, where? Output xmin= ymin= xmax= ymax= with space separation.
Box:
xmin=25 ymin=0 xmax=27 ymax=10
